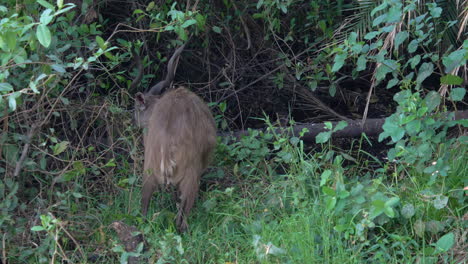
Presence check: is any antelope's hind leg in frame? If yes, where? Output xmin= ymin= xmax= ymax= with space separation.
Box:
xmin=175 ymin=170 xmax=200 ymax=232
xmin=141 ymin=173 xmax=158 ymax=216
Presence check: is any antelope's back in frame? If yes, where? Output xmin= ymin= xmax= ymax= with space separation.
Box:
xmin=143 ymin=87 xmax=216 ymax=184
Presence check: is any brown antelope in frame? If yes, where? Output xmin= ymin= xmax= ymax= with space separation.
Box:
xmin=133 ymin=44 xmax=217 ymax=232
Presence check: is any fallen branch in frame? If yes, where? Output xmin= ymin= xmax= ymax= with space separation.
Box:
xmin=221 ymin=110 xmax=468 ymax=142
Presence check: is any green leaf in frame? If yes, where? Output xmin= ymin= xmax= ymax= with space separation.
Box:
xmin=8 ymin=92 xmax=21 ymax=111
xmin=385 ymin=197 xmax=400 ymax=207
xmin=57 ymin=0 xmax=64 ymax=9
xmin=371 ymin=2 xmax=388 ymax=16
xmin=432 ymin=195 xmax=448 ymax=209
xmin=394 ymin=31 xmax=408 ymax=50
xmin=408 ymin=39 xmax=418 ymax=53
xmin=449 ymin=88 xmax=466 ymax=101
xmin=414 ymin=220 xmax=425 ymax=237
xmin=384 ymin=206 xmax=395 ymax=218
xmin=320 ymin=170 xmax=332 ymax=186
xmin=435 ymin=232 xmax=454 ymax=252
xmin=29 ymin=81 xmax=39 ymax=94
xmin=416 ymin=62 xmax=434 ymax=84
xmin=53 ymin=141 xmax=69 ymax=155
xmin=409 ymin=54 xmax=421 ymax=69
xmin=440 ymin=74 xmax=463 ymax=85
xmin=0 ymin=83 xmax=13 ymax=93
xmin=428 ymin=4 xmax=442 ymax=18
xmin=308 ymin=80 xmax=317 ymax=91
xmin=37 ymin=0 xmax=55 ymax=10
xmin=357 ymin=55 xmax=367 ymax=71
xmin=424 ymin=91 xmax=441 ymax=112
xmin=36 ymin=24 xmax=52 ymax=48
xmin=333 ymin=121 xmax=348 ymax=132
xmin=382 ymin=116 xmax=405 ymax=142
xmin=212 ymin=26 xmax=222 ymax=33
xmin=5 ymin=31 xmax=16 ymax=51
xmin=443 ymin=49 xmax=466 ymax=73
xmin=372 ymin=14 xmax=387 ymax=27
xmin=40 ymin=9 xmax=54 ymax=25
xmin=325 ymin=196 xmax=337 ymax=210
xmin=52 ymin=64 xmax=66 ymax=73
xmin=364 ymin=31 xmax=380 ymax=40
xmin=401 ymin=204 xmax=415 ymax=219
xmin=316 ymin=131 xmax=331 ymax=144
xmin=386 ymin=6 xmax=402 ymax=23
xmin=332 ymin=53 xmax=347 ymax=72
xmin=95 ymin=36 xmax=106 ymax=50
xmin=181 ymin=19 xmax=197 ymax=28
xmin=406 ymin=119 xmax=421 ymax=133
xmin=387 ymin=78 xmax=399 ymax=89
xmin=146 ymin=1 xmax=155 ymax=11
xmin=31 ymin=226 xmax=46 ymax=232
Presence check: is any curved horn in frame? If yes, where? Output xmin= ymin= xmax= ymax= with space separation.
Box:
xmin=129 ymin=47 xmax=144 ymax=91
xmin=148 ymin=43 xmax=186 ymax=95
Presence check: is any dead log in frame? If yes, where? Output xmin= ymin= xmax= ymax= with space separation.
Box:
xmin=221 ymin=110 xmax=468 ymax=142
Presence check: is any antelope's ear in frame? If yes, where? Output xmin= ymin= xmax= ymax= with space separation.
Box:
xmin=135 ymin=92 xmax=145 ymax=105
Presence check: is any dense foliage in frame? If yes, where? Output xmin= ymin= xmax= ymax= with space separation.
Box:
xmin=0 ymin=0 xmax=466 ymax=263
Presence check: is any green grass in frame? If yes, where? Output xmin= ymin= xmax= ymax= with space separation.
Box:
xmin=5 ymin=134 xmax=467 ymax=263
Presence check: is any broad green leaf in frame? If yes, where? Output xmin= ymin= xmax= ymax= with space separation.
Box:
xmin=40 ymin=9 xmax=54 ymax=25
xmin=394 ymin=31 xmax=408 ymax=50
xmin=373 ymin=14 xmax=387 ymax=27
xmin=435 ymin=232 xmax=454 ymax=252
xmin=416 ymin=62 xmax=434 ymax=84
xmin=401 ymin=204 xmax=415 ymax=219
xmin=57 ymin=0 xmax=64 ymax=8
xmin=427 ymin=3 xmax=442 ymax=18
xmin=52 ymin=64 xmax=66 ymax=73
xmin=31 ymin=226 xmax=46 ymax=231
xmin=320 ymin=170 xmax=332 ymax=186
xmin=440 ymin=74 xmax=463 ymax=85
xmin=424 ymin=91 xmax=441 ymax=112
xmin=29 ymin=81 xmax=39 ymax=94
xmin=53 ymin=141 xmax=69 ymax=155
xmin=364 ymin=31 xmax=380 ymax=40
xmin=146 ymin=1 xmax=155 ymax=11
xmin=371 ymin=2 xmax=388 ymax=16
xmin=308 ymin=80 xmax=317 ymax=91
xmin=384 ymin=206 xmax=395 ymax=218
xmin=443 ymin=49 xmax=467 ymax=73
xmin=409 ymin=54 xmax=421 ymax=69
xmin=432 ymin=195 xmax=448 ymax=209
xmin=387 ymin=78 xmax=399 ymax=89
xmin=406 ymin=119 xmax=422 ymax=133
xmin=95 ymin=36 xmax=106 ymax=50
xmin=382 ymin=117 xmax=405 ymax=142
xmin=449 ymin=88 xmax=466 ymax=101
xmin=37 ymin=0 xmax=55 ymax=10
xmin=0 ymin=83 xmax=13 ymax=93
xmin=414 ymin=220 xmax=425 ymax=237
xmin=212 ymin=26 xmax=222 ymax=33
xmin=325 ymin=196 xmax=336 ymax=210
xmin=316 ymin=131 xmax=331 ymax=144
xmin=181 ymin=19 xmax=197 ymax=28
xmin=357 ymin=55 xmax=367 ymax=71
xmin=386 ymin=6 xmax=402 ymax=23
xmin=5 ymin=31 xmax=16 ymax=51
xmin=36 ymin=24 xmax=52 ymax=48
xmin=332 ymin=53 xmax=347 ymax=72
xmin=408 ymin=39 xmax=418 ymax=53
xmin=334 ymin=121 xmax=348 ymax=132
xmin=385 ymin=197 xmax=400 ymax=207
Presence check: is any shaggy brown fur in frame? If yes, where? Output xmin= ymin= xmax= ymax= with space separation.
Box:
xmin=135 ymin=86 xmax=216 ymax=232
